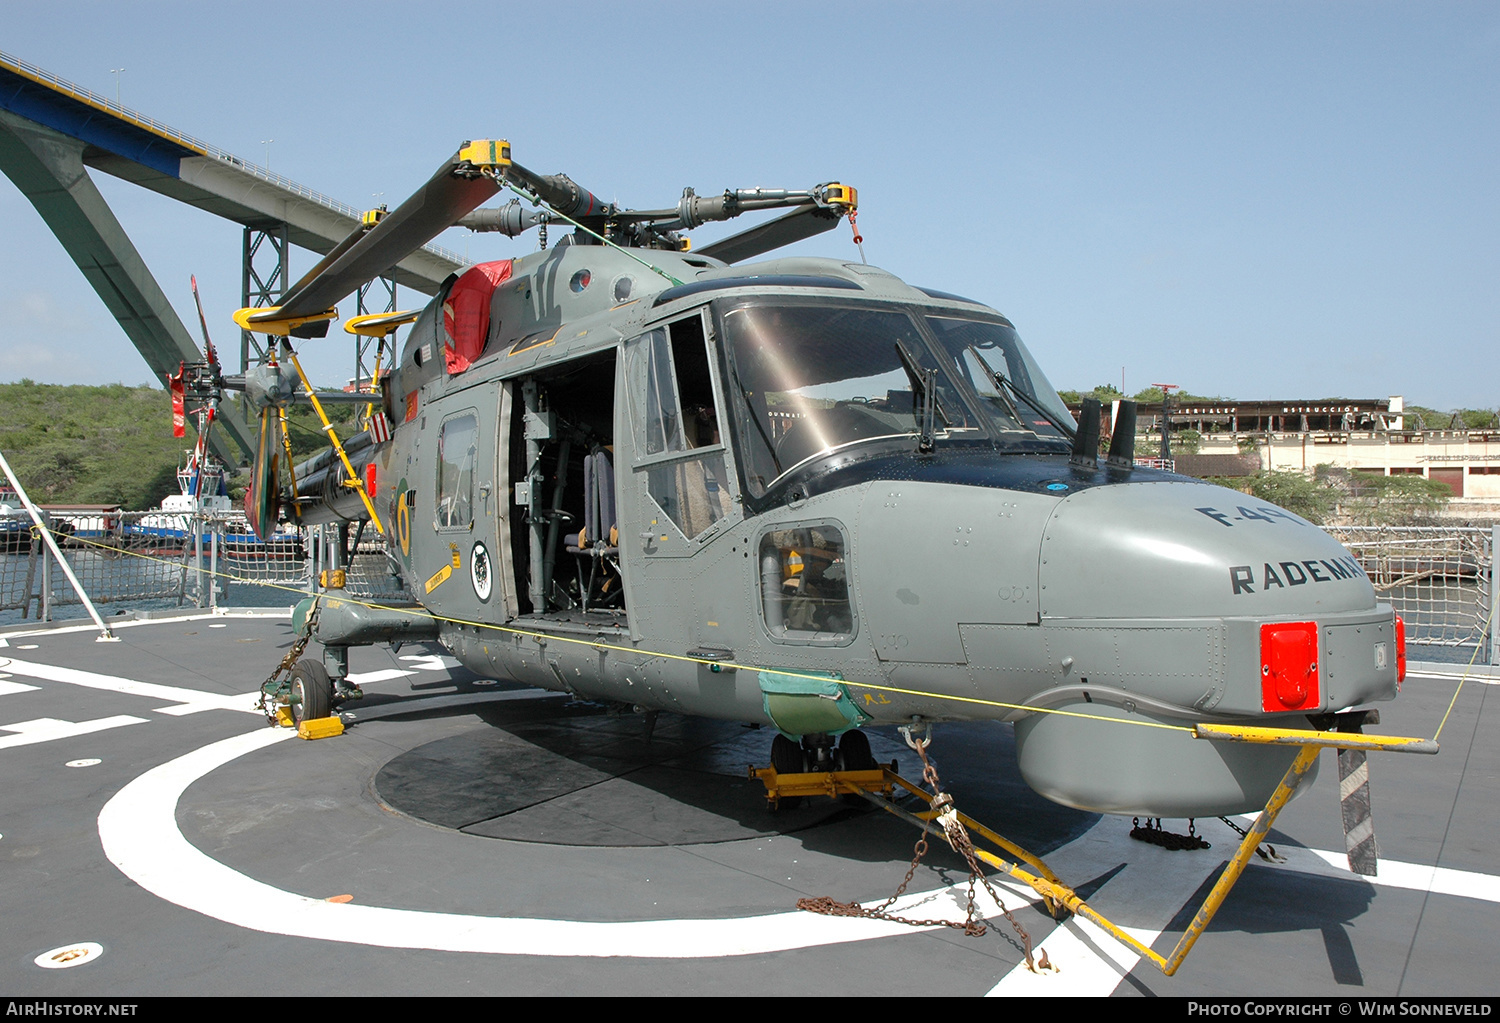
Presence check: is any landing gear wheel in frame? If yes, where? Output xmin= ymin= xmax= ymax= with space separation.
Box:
xmin=837 ymin=729 xmax=878 ymax=771
xmin=769 ymin=733 xmax=805 ymax=811
xmin=290 ymin=658 xmax=333 ymax=726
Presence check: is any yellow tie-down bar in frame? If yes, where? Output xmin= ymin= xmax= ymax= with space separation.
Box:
xmin=757 ymin=722 xmax=1437 ymax=977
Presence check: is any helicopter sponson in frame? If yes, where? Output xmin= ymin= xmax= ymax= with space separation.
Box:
xmin=282 ymin=193 xmax=1398 ymax=820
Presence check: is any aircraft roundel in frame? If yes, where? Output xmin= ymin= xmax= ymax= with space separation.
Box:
xmin=471 ymin=542 xmax=493 ymax=602
xmin=395 ymin=477 xmax=411 ymax=558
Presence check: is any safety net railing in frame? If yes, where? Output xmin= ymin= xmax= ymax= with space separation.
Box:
xmin=343 ymin=526 xmax=414 ymax=603
xmin=0 ymin=510 xmax=317 ymax=622
xmin=1323 ymin=524 xmax=1493 ymax=653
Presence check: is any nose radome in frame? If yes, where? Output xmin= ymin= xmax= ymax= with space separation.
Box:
xmin=1037 ymin=481 xmax=1375 ymax=621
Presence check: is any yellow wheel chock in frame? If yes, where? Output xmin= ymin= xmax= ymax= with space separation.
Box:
xmin=296 ymin=716 xmax=345 ymax=740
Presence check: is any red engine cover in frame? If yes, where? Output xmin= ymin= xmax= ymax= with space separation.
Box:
xmin=1260 ymin=621 xmax=1320 ymax=712
xmin=443 ymin=260 xmax=514 ymax=374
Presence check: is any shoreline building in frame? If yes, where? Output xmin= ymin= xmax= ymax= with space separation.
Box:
xmin=1065 ymin=396 xmax=1500 ymax=518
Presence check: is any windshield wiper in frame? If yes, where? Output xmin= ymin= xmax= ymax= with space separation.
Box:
xmin=967 ymin=345 xmax=1075 ymax=439
xmin=895 ymin=341 xmax=950 ymax=453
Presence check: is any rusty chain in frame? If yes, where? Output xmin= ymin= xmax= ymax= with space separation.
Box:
xmin=797 ymin=729 xmax=1050 ymax=973
xmin=1129 ymin=816 xmax=1212 ymax=851
xmin=256 ymin=597 xmax=319 ymax=721
xmin=1218 ymin=815 xmax=1286 ymax=863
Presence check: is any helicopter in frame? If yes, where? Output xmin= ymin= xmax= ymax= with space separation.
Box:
xmin=215 ymin=139 xmax=1404 ymax=829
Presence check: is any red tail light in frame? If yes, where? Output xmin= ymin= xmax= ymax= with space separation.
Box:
xmin=365 ymin=463 xmax=378 ymax=497
xmin=1260 ymin=621 xmax=1320 ymax=712
xmin=1395 ymin=615 xmax=1407 ymax=688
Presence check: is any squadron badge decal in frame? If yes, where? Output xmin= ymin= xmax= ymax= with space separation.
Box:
xmin=471 ymin=542 xmax=493 ymax=603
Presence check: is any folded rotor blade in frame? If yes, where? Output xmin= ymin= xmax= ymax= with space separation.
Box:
xmin=696 ymin=205 xmax=841 ymax=264
xmin=245 ymin=406 xmax=281 ymax=541
xmin=189 ymin=275 xmax=220 ymax=369
xmin=257 ymin=153 xmax=500 ymax=324
xmin=282 ymin=219 xmax=376 ymax=298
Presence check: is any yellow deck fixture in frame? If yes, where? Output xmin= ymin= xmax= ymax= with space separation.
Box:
xmin=283 ymin=348 xmax=385 ymax=535
xmin=297 ymin=717 xmax=344 ymax=740
xmin=345 ymin=310 xmax=419 ymax=338
xmin=749 ymin=765 xmax=895 ymax=807
xmin=233 ymin=305 xmax=339 ymax=337
xmin=767 ymin=721 xmax=1438 ymax=977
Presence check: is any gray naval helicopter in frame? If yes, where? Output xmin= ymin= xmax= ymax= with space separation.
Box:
xmin=229 ymin=140 xmax=1404 ymax=825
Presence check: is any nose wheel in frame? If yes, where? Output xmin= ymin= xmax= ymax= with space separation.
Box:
xmin=289 ymin=659 xmax=333 ymax=726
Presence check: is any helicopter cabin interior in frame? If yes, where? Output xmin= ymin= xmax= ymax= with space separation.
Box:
xmin=506 ymin=344 xmax=622 ymax=619
xmin=504 ymin=308 xmax=732 ymax=624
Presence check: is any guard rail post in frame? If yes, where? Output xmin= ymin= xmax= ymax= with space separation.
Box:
xmin=1490 ymin=524 xmax=1499 ymax=665
xmin=193 ymin=515 xmax=204 ymax=608
xmin=39 ymin=521 xmax=50 ymax=621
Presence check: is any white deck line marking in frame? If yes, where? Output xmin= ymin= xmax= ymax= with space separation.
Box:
xmin=1287 ymin=847 xmax=1500 ymax=903
xmin=0 ymin=680 xmax=41 ymax=696
xmin=990 ymin=815 xmax=1500 ymax=995
xmin=1406 ymin=670 xmax=1498 ymax=686
xmin=399 ymin=655 xmax=459 ymax=671
xmin=97 ymin=693 xmax=1043 ymax=960
xmin=0 ymin=715 xmax=148 ymax=749
xmin=344 ymin=669 xmax=414 ymax=685
xmin=0 ymin=609 xmax=291 ymax=641
xmin=987 ymin=816 xmax=1245 ymax=995
xmin=0 ymin=657 xmax=261 ymax=715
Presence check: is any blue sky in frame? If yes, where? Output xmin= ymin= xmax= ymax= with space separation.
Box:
xmin=1 ymin=1 xmax=1495 ymax=408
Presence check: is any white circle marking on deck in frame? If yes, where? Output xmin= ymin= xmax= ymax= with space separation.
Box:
xmin=96 ymin=697 xmax=1040 ymax=959
xmin=66 ymin=758 xmax=102 ymax=768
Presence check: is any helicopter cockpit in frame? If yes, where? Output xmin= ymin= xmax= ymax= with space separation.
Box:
xmin=505 ymin=290 xmax=1088 ymax=620
xmin=717 ymin=299 xmax=1077 ymax=499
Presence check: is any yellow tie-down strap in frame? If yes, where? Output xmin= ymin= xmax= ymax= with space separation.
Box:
xmin=1192 ymin=723 xmax=1438 ymax=755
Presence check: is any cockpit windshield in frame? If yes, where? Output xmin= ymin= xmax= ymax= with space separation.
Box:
xmin=719 ymin=300 xmax=1072 ymax=497
xmin=924 ymin=316 xmax=1078 ymax=442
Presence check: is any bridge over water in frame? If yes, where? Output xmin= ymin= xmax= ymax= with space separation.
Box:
xmin=0 ymin=50 xmax=463 ymax=461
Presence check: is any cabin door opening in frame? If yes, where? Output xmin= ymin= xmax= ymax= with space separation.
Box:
xmin=507 ymin=347 xmax=624 ymax=619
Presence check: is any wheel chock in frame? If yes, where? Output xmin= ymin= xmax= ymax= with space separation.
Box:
xmin=297 ymin=716 xmax=345 ymax=740
xmin=749 ymin=764 xmax=897 ymax=805
xmin=274 ymin=707 xmax=294 ymax=728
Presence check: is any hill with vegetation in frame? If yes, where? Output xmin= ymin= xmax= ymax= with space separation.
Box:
xmin=0 ymin=380 xmax=362 ymax=510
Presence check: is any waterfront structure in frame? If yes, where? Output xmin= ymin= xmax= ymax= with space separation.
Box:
xmin=1067 ymin=395 xmax=1500 ymax=515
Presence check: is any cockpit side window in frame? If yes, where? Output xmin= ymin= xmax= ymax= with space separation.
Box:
xmin=627 ymin=313 xmax=735 ymax=541
xmin=758 ymin=523 xmax=855 ymax=645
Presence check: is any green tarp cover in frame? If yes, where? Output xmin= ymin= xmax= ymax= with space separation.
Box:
xmin=757 ymin=668 xmax=868 ymax=740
